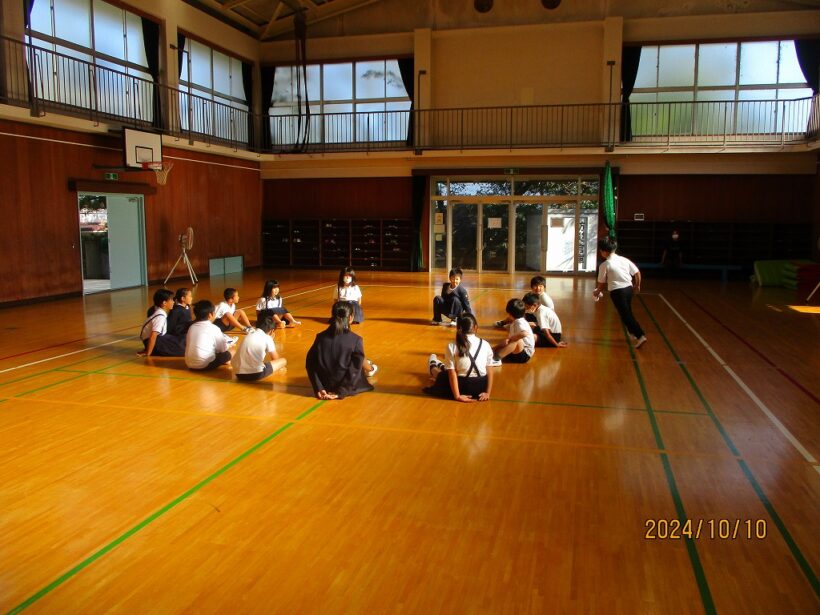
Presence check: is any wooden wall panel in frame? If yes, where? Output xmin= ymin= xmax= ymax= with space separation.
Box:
xmin=618 ymin=174 xmax=815 ymax=223
xmin=263 ymin=178 xmax=413 ymax=220
xmin=0 ymin=120 xmax=261 ymax=303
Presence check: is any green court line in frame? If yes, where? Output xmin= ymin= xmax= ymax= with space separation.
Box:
xmin=622 ymin=324 xmax=716 ymax=615
xmin=8 ymin=400 xmax=326 ymax=614
xmin=0 ymin=354 xmax=110 ymax=389
xmin=639 ymin=295 xmax=819 ymax=599
xmin=12 ymin=359 xmax=136 ymax=398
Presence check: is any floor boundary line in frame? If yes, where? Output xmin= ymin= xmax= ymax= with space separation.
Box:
xmin=656 ymin=294 xmax=816 ymax=465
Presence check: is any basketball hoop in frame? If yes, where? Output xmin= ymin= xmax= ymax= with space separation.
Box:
xmin=141 ymin=160 xmax=174 ymax=185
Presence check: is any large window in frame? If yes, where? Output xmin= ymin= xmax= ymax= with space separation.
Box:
xmin=178 ymin=38 xmax=249 ymax=143
xmin=630 ymin=41 xmax=812 ymax=136
xmin=269 ymin=60 xmax=410 ymax=145
xmin=28 ymin=0 xmax=153 ymax=121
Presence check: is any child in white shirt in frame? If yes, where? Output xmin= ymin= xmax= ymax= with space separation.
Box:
xmin=186 ymin=300 xmax=232 ymax=370
xmin=256 ymin=279 xmax=300 ymax=329
xmin=138 ymin=289 xmax=185 ymax=357
xmin=232 ymin=315 xmax=287 ymax=381
xmin=214 ymin=288 xmax=253 ymax=334
xmin=333 ymin=267 xmax=364 ymax=323
xmin=424 ymin=314 xmax=494 ymax=402
xmin=523 ymin=292 xmax=567 ymax=348
xmin=489 ymin=299 xmax=535 ymax=365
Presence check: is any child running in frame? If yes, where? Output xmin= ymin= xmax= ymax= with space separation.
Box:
xmin=424 ymin=313 xmax=494 ymax=402
xmin=256 ymin=279 xmax=301 ymax=329
xmin=333 ymin=267 xmax=364 ymax=324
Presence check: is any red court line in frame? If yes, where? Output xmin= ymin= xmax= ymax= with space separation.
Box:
xmin=683 ymin=291 xmax=820 ymax=406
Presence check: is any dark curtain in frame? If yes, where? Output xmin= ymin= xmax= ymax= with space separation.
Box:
xmin=794 ymin=39 xmax=820 ymax=94
xmin=141 ymin=17 xmax=162 ymax=129
xmin=23 ymin=0 xmax=36 ymax=28
xmin=242 ymin=61 xmax=254 ymax=149
xmin=794 ymin=39 xmax=820 ymax=136
xmin=260 ymin=66 xmax=277 ymax=151
xmin=411 ymin=175 xmax=426 ymax=271
xmin=177 ymin=33 xmax=186 ymax=78
xmin=620 ymin=46 xmax=642 ymax=142
xmin=397 ymin=58 xmax=414 ymax=148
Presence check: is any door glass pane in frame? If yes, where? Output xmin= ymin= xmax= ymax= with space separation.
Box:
xmin=450 ymin=181 xmax=510 ymax=196
xmin=433 ymin=201 xmax=447 ymax=269
xmin=482 ymin=203 xmax=508 ymax=271
xmin=578 ymin=200 xmax=599 ymax=272
xmin=546 ymin=202 xmax=576 ymax=272
xmin=515 ymin=203 xmax=543 ymax=271
xmin=451 ymin=202 xmax=477 ymax=270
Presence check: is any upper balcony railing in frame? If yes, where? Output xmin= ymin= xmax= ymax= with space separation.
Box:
xmin=2 ymin=35 xmax=817 ymax=155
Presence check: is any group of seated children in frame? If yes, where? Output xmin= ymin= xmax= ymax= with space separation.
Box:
xmin=425 ymin=272 xmax=566 ymax=403
xmin=138 ymin=281 xmax=301 ymax=382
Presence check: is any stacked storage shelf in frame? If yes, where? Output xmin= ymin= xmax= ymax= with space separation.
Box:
xmin=321 ymin=219 xmax=351 ymax=267
xmin=381 ymin=219 xmax=413 ymax=270
xmin=291 ymin=220 xmax=320 ymax=267
xmin=351 ymin=219 xmax=381 ymax=269
xmin=261 ymin=220 xmax=290 ymax=267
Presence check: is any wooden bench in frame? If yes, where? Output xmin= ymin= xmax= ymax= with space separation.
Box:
xmin=637 ymin=262 xmax=742 ymax=283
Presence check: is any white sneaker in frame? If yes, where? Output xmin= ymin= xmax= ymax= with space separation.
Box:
xmin=366 ymin=363 xmax=379 ymax=377
xmin=243 ymin=326 xmax=255 ymax=334
xmin=487 ymin=357 xmax=503 ymax=367
xmin=448 ymin=320 xmax=457 ymax=327
xmin=634 ymin=335 xmax=648 ymax=349
xmin=431 ymin=320 xmax=444 ymax=326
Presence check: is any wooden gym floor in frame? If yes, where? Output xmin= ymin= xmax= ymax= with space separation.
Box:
xmin=0 ymin=270 xmax=817 ymax=613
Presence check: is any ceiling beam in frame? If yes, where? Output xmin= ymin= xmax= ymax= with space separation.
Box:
xmin=262 ymin=0 xmax=383 ymax=40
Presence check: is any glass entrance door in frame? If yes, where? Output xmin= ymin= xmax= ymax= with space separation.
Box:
xmin=481 ymin=203 xmax=509 ymax=271
xmin=546 ymin=201 xmax=577 ymax=272
xmin=451 ymin=202 xmax=477 ymax=270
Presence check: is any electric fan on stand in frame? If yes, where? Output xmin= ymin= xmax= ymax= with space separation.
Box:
xmin=163 ymin=227 xmax=198 ymax=286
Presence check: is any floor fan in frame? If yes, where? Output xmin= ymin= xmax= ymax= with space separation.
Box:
xmin=163 ymin=227 xmax=198 ymax=286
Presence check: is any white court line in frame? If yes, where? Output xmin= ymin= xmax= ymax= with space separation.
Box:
xmin=0 ymin=338 xmax=129 ymax=375
xmin=658 ymin=293 xmax=817 ymax=465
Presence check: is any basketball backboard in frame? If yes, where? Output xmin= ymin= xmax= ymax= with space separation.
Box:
xmin=124 ymin=128 xmax=162 ymax=168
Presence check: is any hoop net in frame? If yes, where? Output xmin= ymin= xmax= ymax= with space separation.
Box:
xmin=141 ymin=161 xmax=174 ymax=185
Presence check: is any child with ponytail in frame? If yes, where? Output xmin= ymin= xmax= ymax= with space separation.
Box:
xmin=423 ymin=313 xmax=495 ymax=402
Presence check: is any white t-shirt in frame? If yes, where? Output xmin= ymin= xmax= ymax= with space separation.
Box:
xmin=140 ymin=309 xmax=167 ymax=341
xmin=443 ymin=333 xmax=494 ymax=377
xmin=231 ymin=329 xmax=275 ymax=374
xmin=185 ymin=320 xmax=229 ymax=369
xmin=510 ymin=317 xmax=536 ymax=357
xmin=214 ymin=301 xmax=236 ymax=319
xmin=256 ymin=296 xmax=283 ymax=310
xmin=334 ymin=285 xmax=362 ymax=302
xmin=533 ymin=305 xmax=562 ymax=335
xmin=536 ymin=291 xmax=555 ymax=311
xmin=598 ymin=253 xmax=639 ymax=291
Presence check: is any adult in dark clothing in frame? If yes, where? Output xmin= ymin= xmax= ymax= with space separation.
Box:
xmin=305 ymin=301 xmax=377 ymax=400
xmin=432 ymin=267 xmax=473 ymax=325
xmin=166 ymin=288 xmax=193 ymax=336
xmin=661 ymin=230 xmax=683 ymax=274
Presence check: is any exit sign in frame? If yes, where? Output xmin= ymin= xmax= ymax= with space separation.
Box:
xmin=103 ymin=172 xmax=119 ymax=181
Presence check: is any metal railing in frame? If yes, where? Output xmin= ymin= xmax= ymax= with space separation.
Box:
xmin=2 ymin=35 xmax=817 ymax=154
